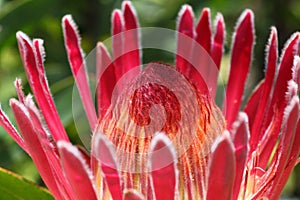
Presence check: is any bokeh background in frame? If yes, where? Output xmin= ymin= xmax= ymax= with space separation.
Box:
xmin=0 ymin=0 xmax=299 ymax=198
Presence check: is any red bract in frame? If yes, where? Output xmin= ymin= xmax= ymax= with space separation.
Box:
xmin=0 ymin=1 xmax=299 ymax=200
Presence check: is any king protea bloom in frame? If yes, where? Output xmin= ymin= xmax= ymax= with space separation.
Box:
xmin=1 ymin=1 xmax=299 ymax=200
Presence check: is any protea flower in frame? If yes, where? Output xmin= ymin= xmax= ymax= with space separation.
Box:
xmin=1 ymin=1 xmax=299 ymax=199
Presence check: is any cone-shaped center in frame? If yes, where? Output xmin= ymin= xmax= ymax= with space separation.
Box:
xmin=96 ymin=62 xmax=225 ymax=196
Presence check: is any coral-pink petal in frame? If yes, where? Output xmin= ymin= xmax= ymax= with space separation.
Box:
xmin=62 ymin=15 xmax=97 ymax=130
xmin=0 ymin=105 xmax=26 ymax=152
xmin=93 ymin=133 xmax=123 ymax=200
xmin=225 ymin=10 xmax=254 ymax=129
xmin=96 ymin=42 xmax=116 ymax=119
xmin=250 ymin=27 xmax=278 ymax=152
xmin=265 ymin=33 xmax=300 ymax=128
xmin=10 ymin=99 xmax=63 ymax=200
xmin=122 ymin=1 xmax=141 ymax=73
xmin=206 ymin=132 xmax=235 ymax=200
xmin=269 ymin=96 xmax=299 ymax=198
xmin=210 ymin=13 xmax=225 ymax=97
xmin=112 ymin=9 xmax=124 ymax=80
xmin=193 ymin=8 xmax=220 ymax=96
xmin=244 ymin=81 xmax=264 ymax=129
xmin=175 ymin=6 xmax=210 ymax=95
xmin=211 ymin=13 xmax=225 ymax=70
xmin=271 ymin=119 xmax=300 ymax=199
xmin=14 ymin=79 xmax=25 ymax=104
xmin=256 ymin=113 xmax=282 ymax=169
xmin=58 ymin=141 xmax=97 ymax=200
xmin=231 ymin=113 xmax=249 ymax=200
xmin=16 ymin=32 xmax=69 ymax=142
xmin=176 ymin=5 xmax=194 ymax=76
xmin=149 ymin=134 xmax=178 ymax=200
xmin=25 ymin=98 xmax=75 ymax=200
xmin=195 ymin=8 xmax=212 ymax=54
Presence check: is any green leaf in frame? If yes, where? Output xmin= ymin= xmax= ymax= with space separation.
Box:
xmin=0 ymin=167 xmax=54 ymax=200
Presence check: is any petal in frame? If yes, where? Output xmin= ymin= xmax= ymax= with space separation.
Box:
xmin=176 ymin=5 xmax=210 ymax=95
xmin=122 ymin=1 xmax=141 ymax=71
xmin=211 ymin=13 xmax=225 ymax=70
xmin=224 ymin=9 xmax=255 ymax=129
xmin=194 ymin=8 xmax=220 ymax=97
xmin=269 ymin=95 xmax=299 ymax=198
xmin=96 ymin=42 xmax=116 ymax=119
xmin=16 ymin=32 xmax=69 ymax=142
xmin=243 ymin=81 xmax=264 ymax=129
xmin=0 ymin=105 xmax=26 ymax=152
xmin=176 ymin=5 xmax=194 ymax=76
xmin=10 ymin=99 xmax=63 ymax=200
xmin=249 ymin=27 xmax=279 ymax=152
xmin=272 ymin=117 xmax=300 ymax=197
xmin=62 ymin=15 xmax=97 ymax=130
xmin=149 ymin=133 xmax=178 ymax=200
xmin=58 ymin=141 xmax=97 ymax=200
xmin=252 ymin=94 xmax=300 ymax=198
xmin=112 ymin=9 xmax=125 ymax=78
xmin=195 ymin=8 xmax=212 ymax=54
xmin=206 ymin=132 xmax=235 ymax=200
xmin=24 ymin=96 xmax=76 ymax=200
xmin=210 ymin=13 xmax=225 ymax=98
xmin=231 ymin=112 xmax=249 ymax=200
xmin=92 ymin=133 xmax=123 ymax=200
xmin=265 ymin=32 xmax=300 ymax=129
xmin=14 ymin=79 xmax=25 ymax=104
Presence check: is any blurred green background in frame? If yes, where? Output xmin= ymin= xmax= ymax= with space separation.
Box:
xmin=0 ymin=0 xmax=299 ymax=198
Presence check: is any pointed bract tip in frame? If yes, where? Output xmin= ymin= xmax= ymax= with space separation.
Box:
xmin=236 ymin=9 xmax=254 ymax=31
xmin=57 ymin=141 xmax=80 ymax=158
xmin=9 ymin=98 xmax=19 ymax=107
xmin=92 ymin=131 xmax=116 ymax=161
xmin=57 ymin=141 xmax=84 ymax=161
xmin=178 ymin=4 xmax=194 ymax=20
xmin=270 ymin=26 xmax=278 ymax=35
xmin=149 ymin=132 xmax=178 ymax=171
xmin=62 ymin=14 xmax=73 ymax=25
xmin=176 ymin=4 xmax=194 ymax=33
xmin=232 ymin=112 xmax=249 ymax=127
xmin=57 ymin=140 xmax=94 ymax=179
xmin=149 ymin=132 xmax=175 ymax=153
xmin=62 ymin=14 xmax=80 ymax=37
xmin=57 ymin=141 xmax=88 ymax=163
xmin=122 ymin=0 xmax=133 ymax=9
xmin=14 ymin=78 xmax=22 ymax=87
xmin=16 ymin=31 xmax=32 ymax=53
xmin=215 ymin=12 xmax=224 ymax=25
xmin=122 ymin=0 xmax=138 ymax=17
xmin=278 ymin=31 xmax=300 ymax=66
xmin=213 ymin=12 xmax=226 ymax=39
xmin=211 ymin=130 xmax=233 ymax=152
xmin=112 ymin=9 xmax=123 ymax=22
xmin=201 ymin=7 xmax=211 ymax=17
xmin=33 ymin=39 xmax=46 ymax=63
xmin=267 ymin=26 xmax=278 ymax=49
xmin=16 ymin=31 xmax=30 ymax=42
xmin=242 ymin=9 xmax=254 ymax=20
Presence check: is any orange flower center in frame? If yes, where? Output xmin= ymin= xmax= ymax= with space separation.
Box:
xmin=96 ymin=62 xmax=225 ymax=197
